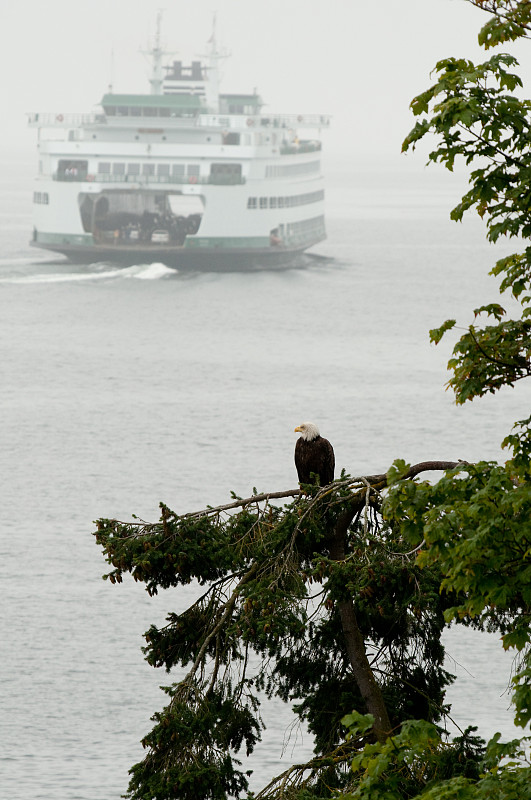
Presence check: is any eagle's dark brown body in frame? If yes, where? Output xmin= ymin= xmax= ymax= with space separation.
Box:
xmin=295 ymin=434 xmax=335 ymax=486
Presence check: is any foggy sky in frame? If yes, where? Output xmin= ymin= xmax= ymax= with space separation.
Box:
xmin=3 ymin=0 xmax=531 ymax=162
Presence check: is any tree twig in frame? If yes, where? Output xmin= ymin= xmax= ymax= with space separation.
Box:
xmin=104 ymin=462 xmax=463 ymax=530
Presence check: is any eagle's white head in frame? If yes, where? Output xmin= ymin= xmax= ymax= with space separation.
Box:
xmin=294 ymin=422 xmax=320 ymax=441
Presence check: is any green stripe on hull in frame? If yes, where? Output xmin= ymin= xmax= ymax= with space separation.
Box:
xmin=184 ymin=236 xmax=270 ymax=249
xmin=34 ymin=229 xmax=326 ymax=252
xmin=35 ymin=232 xmax=94 ymax=246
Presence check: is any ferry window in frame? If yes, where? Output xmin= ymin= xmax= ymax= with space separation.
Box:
xmin=131 ymin=107 xmax=142 ymax=117
xmin=172 ymin=164 xmax=185 ymax=177
xmin=247 ymin=197 xmax=257 ymax=209
xmin=222 ymin=132 xmax=241 ymax=146
xmin=58 ymin=159 xmax=88 ymax=179
xmin=259 ymin=197 xmax=268 ymax=209
xmin=98 ymin=162 xmax=111 ymax=174
xmin=269 ymin=197 xmax=277 ymax=209
xmin=210 ymin=163 xmax=242 ymax=183
xmin=142 ymin=164 xmax=155 ymax=176
xmin=159 ymin=108 xmax=170 ymax=117
xmin=157 ymin=164 xmax=170 ymax=177
xmin=127 ymin=163 xmax=140 ymax=176
xmin=278 ymin=197 xmax=284 ymax=208
xmin=112 ymin=163 xmax=125 ymax=175
xmin=187 ymin=165 xmax=200 ymax=177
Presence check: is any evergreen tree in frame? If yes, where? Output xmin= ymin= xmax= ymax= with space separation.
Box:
xmin=95 ymin=460 xmax=462 ymax=800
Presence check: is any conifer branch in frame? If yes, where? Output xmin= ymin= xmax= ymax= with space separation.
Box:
xmin=107 ymin=462 xmax=462 ymax=531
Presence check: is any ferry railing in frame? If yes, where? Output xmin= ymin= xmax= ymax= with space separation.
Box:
xmin=29 ymin=111 xmax=329 ymax=129
xmin=279 ymin=141 xmax=322 ymax=155
xmin=197 ymin=113 xmax=330 ymax=129
xmin=29 ymin=111 xmax=330 ymax=132
xmin=28 ymin=112 xmax=104 ymax=127
xmin=52 ymin=172 xmax=246 ymax=185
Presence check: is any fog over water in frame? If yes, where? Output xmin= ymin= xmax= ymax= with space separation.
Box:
xmin=4 ymin=0 xmax=531 ymax=158
xmin=2 ymin=1 xmax=531 ymax=797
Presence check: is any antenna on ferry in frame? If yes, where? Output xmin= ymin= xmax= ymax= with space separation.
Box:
xmin=209 ymin=12 xmax=217 ymax=46
xmin=142 ymin=9 xmax=175 ymax=95
xmin=108 ymin=48 xmax=115 ymax=94
xmin=149 ymin=9 xmax=164 ymax=95
xmin=203 ymin=12 xmax=229 ymax=114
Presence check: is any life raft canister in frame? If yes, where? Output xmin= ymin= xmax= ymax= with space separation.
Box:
xmin=56 ymin=114 xmax=64 ymax=122
xmin=188 ymin=175 xmax=198 ymax=184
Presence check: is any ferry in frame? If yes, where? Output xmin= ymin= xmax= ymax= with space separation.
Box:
xmin=28 ymin=19 xmax=330 ymax=271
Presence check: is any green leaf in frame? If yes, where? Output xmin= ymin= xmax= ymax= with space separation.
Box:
xmin=430 ymin=319 xmax=456 ymax=344
xmin=387 ymin=459 xmax=411 ymax=486
xmin=342 ymin=711 xmax=375 ymax=737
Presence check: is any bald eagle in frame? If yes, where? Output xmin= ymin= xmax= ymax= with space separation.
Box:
xmin=294 ymin=422 xmax=335 ymax=486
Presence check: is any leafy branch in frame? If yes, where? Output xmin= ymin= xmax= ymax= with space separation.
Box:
xmin=465 ymin=0 xmax=531 ymax=46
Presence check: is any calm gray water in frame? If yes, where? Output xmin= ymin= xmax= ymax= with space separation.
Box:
xmin=1 ymin=154 xmax=527 ymax=799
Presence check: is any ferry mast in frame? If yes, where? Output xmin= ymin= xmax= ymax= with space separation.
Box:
xmin=146 ymin=10 xmax=173 ymax=95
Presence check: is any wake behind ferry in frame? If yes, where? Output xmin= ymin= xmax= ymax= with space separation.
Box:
xmin=28 ymin=19 xmax=330 ymax=272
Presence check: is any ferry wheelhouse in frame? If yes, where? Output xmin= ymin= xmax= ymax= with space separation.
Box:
xmin=28 ymin=24 xmax=330 ymax=271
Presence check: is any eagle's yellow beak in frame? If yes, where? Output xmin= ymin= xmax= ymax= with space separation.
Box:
xmin=294 ymin=426 xmax=302 ymax=433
